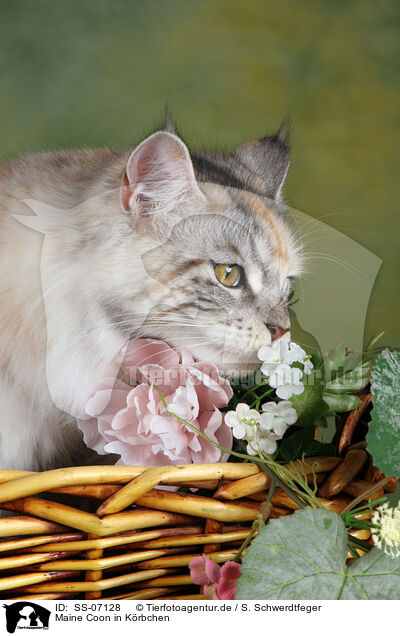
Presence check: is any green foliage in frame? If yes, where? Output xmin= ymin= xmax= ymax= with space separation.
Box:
xmin=321 ymin=344 xmax=371 ymax=414
xmin=367 ymin=349 xmax=400 ymax=477
xmin=324 ymin=345 xmax=371 ymax=393
xmin=342 ymin=548 xmax=400 ymax=599
xmin=322 ymin=392 xmax=362 ymax=413
xmin=290 ymin=344 xmax=369 ymax=426
xmin=290 ymin=375 xmax=328 ymax=427
xmin=279 ymin=427 xmax=335 ymax=461
xmin=236 ymin=507 xmax=400 ymax=600
xmin=288 ymin=313 xmax=370 ymax=426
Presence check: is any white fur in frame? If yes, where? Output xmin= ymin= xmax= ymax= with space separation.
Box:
xmin=0 ymin=134 xmax=300 ymax=471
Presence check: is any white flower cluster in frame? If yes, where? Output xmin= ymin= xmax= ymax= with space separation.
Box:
xmin=371 ymin=501 xmax=400 ymax=558
xmin=257 ymin=340 xmax=313 ymax=399
xmin=225 ymin=401 xmax=298 ymax=456
xmin=224 ymin=340 xmax=313 ymax=457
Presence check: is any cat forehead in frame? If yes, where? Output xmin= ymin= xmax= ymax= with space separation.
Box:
xmin=198 ymin=182 xmax=301 ymax=281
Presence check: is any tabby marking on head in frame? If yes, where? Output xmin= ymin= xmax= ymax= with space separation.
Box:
xmin=0 ymin=119 xmax=301 ymax=470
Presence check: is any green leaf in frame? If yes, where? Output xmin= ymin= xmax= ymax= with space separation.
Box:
xmin=290 ymin=377 xmax=328 ymax=428
xmin=364 ymin=331 xmax=385 ymax=354
xmin=289 ymin=315 xmax=369 ymax=422
xmin=236 ymin=508 xmax=400 ymax=600
xmin=288 ymin=309 xmax=327 ymax=427
xmin=236 ymin=508 xmax=348 ymax=599
xmin=279 ymin=427 xmax=335 ymax=461
xmin=367 ymin=349 xmax=400 ymax=477
xmin=325 ymin=363 xmax=371 ymax=393
xmin=323 ymin=345 xmax=371 ymax=393
xmin=289 ymin=308 xmax=322 ymax=358
xmin=322 ymin=391 xmax=362 ymax=413
xmin=341 ymin=548 xmax=400 ymax=599
xmin=323 ymin=344 xmax=349 ymax=380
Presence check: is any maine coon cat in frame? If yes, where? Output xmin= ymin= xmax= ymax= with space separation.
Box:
xmin=0 ymin=120 xmax=302 ymax=471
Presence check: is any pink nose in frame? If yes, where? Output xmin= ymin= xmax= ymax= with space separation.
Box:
xmin=267 ymin=324 xmax=290 ymax=342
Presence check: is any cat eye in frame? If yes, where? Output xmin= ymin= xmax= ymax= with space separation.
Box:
xmin=213 ymin=263 xmax=243 ymax=288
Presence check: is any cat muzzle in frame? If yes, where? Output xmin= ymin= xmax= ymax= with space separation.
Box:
xmin=266 ymin=324 xmax=290 ymax=342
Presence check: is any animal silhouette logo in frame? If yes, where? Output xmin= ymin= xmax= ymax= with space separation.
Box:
xmin=3 ymin=602 xmax=50 ymax=633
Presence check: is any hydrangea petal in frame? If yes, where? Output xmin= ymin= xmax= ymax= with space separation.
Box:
xmin=216 ymin=561 xmax=241 ymax=600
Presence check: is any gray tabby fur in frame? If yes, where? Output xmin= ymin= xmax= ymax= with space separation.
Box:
xmin=0 ymin=120 xmax=301 ymax=470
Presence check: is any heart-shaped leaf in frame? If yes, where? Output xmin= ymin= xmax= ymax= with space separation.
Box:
xmin=341 ymin=547 xmax=400 ymax=599
xmin=236 ymin=507 xmax=347 ymax=599
xmin=367 ymin=349 xmax=400 ymax=477
xmin=236 ymin=507 xmax=400 ymax=599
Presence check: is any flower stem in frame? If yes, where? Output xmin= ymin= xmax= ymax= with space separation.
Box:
xmin=153 ymin=385 xmax=323 ymax=511
xmin=154 ymin=385 xmax=251 ymax=462
xmin=254 ymin=461 xmax=308 ymax=509
xmin=340 ymin=478 xmax=392 ymax=515
xmin=232 ymin=521 xmax=259 ymax=563
xmin=249 ymin=388 xmax=275 ymax=409
xmin=347 ymin=543 xmax=360 ymax=560
xmin=348 ymin=536 xmax=373 ymax=553
xmin=341 ymin=495 xmax=388 ymax=530
xmin=233 ymin=479 xmax=277 ymax=563
xmin=235 ymin=381 xmax=270 ymax=404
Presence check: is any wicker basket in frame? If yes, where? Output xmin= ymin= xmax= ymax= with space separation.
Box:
xmin=0 ymin=394 xmax=396 ymax=601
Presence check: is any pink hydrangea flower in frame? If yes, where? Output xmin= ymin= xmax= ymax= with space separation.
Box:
xmin=189 ymin=554 xmax=241 ymax=600
xmin=77 ymin=339 xmax=233 ymax=466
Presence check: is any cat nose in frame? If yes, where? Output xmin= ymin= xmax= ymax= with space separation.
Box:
xmin=266 ymin=324 xmax=290 ymax=342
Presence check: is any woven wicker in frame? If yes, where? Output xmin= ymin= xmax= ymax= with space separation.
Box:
xmin=0 ymin=395 xmax=396 ymax=601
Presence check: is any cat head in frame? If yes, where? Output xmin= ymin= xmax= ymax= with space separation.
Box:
xmin=18 ymin=124 xmax=302 ymax=408
xmin=113 ymin=126 xmax=302 ymax=376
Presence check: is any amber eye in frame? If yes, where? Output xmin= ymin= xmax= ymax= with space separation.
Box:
xmin=213 ymin=263 xmax=243 ymax=288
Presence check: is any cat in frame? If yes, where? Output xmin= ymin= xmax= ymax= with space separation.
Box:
xmin=0 ymin=118 xmax=302 ymax=471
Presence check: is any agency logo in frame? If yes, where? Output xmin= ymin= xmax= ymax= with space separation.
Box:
xmin=3 ymin=602 xmax=50 ymax=634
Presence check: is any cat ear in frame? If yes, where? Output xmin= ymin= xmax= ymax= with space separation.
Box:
xmin=121 ymin=131 xmax=205 ymax=219
xmin=233 ymin=123 xmax=290 ymax=200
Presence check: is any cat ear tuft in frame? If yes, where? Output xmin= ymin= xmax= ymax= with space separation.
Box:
xmin=162 ymin=107 xmax=178 ymax=134
xmin=233 ymin=122 xmax=290 ymax=200
xmin=276 ymin=116 xmax=291 ymax=145
xmin=121 ymin=131 xmax=205 ymax=221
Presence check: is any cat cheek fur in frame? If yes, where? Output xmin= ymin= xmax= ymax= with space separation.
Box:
xmin=0 ymin=124 xmax=301 ymax=470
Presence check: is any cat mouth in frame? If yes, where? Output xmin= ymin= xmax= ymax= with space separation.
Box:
xmin=136 ymin=333 xmax=262 ymax=382
xmin=190 ymin=347 xmax=262 ymax=382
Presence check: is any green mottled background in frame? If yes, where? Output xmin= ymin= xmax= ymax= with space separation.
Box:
xmin=0 ymin=0 xmax=399 ymax=345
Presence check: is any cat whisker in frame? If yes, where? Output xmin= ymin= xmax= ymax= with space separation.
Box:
xmin=84 ymin=315 xmax=211 ymax=335
xmin=301 ymin=252 xmax=372 ymax=287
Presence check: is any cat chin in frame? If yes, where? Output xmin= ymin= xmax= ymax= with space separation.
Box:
xmin=187 ymin=346 xmax=262 ymax=384
xmin=217 ymin=361 xmax=262 ymax=384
